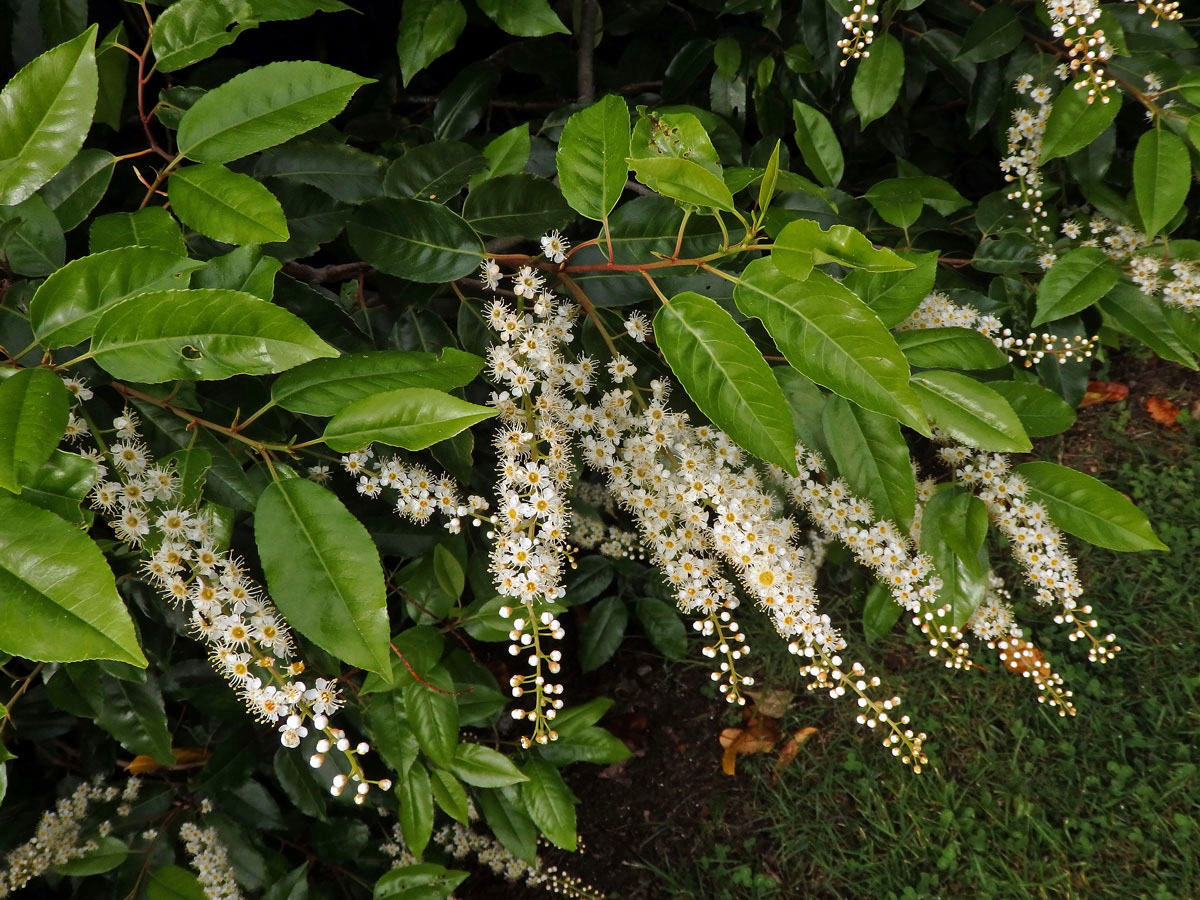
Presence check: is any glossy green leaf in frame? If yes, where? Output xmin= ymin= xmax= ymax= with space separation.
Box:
xmin=851 ymin=33 xmax=904 ymax=128
xmin=90 ymin=207 xmax=187 ymax=255
xmin=0 ymin=195 xmax=66 ymax=276
xmin=30 ymin=247 xmax=202 ymax=348
xmin=895 ymin=327 xmax=1009 ymax=370
xmin=53 ymin=836 xmax=129 ymax=876
xmin=374 ymin=863 xmax=467 ymax=900
xmin=477 ymin=788 xmax=538 ymax=864
xmin=0 ymin=26 xmax=99 ymax=205
xmin=1099 ymin=281 xmax=1198 ymax=369
xmin=402 ymin=668 xmax=458 ymax=768
xmin=1134 ymin=129 xmax=1190 ymax=236
xmin=579 ymin=595 xmax=628 ymax=673
xmin=430 ymin=765 xmax=469 ymax=824
xmin=473 ymin=123 xmax=531 ymax=187
xmin=78 ymin=665 xmax=174 ymax=764
xmin=635 ymin=595 xmax=688 ymax=659
xmin=152 ymin=0 xmax=257 ymax=73
xmin=92 ymin=289 xmax=337 ymax=383
xmin=255 ymin=477 xmax=392 ymax=679
xmin=322 ymin=387 xmax=495 ymax=453
xmin=255 ymin=140 xmax=386 ymax=203
xmin=0 ymin=367 xmax=71 ymax=493
xmin=734 ymin=261 xmax=929 ymax=435
xmin=146 ymin=866 xmax=205 ymax=900
xmin=384 ymin=141 xmax=487 ymax=201
xmin=0 ymin=493 xmax=145 ymax=666
xmin=773 ymin=218 xmax=913 ymax=280
xmin=395 ymin=763 xmax=434 ymax=858
xmin=919 ymin=487 xmax=989 ymax=629
xmin=630 ymin=109 xmax=721 ymax=172
xmin=169 ymin=163 xmax=290 ymax=244
xmin=39 ymin=148 xmax=114 ymax=230
xmin=273 ymin=349 xmax=483 ymax=415
xmin=193 ymin=245 xmax=281 ymax=300
xmin=347 ymin=198 xmax=483 ymax=283
xmin=628 ymin=156 xmax=735 ymax=211
xmin=521 ymin=760 xmax=577 ymax=851
xmin=910 ymin=370 xmax=1031 ymax=452
xmin=862 ymin=582 xmax=903 ymax=642
xmin=463 ymin=174 xmax=573 ymax=238
xmin=556 ymin=95 xmax=631 ymax=221
xmin=864 ymin=178 xmax=922 ymax=228
xmin=177 ymin=61 xmax=373 ymax=163
xmin=1040 ymin=82 xmax=1121 ymax=162
xmin=478 ymin=0 xmax=568 ymax=36
xmin=18 ymin=450 xmax=99 ymax=524
xmin=1017 ymin=461 xmax=1167 ymax=552
xmin=792 ymin=100 xmax=843 ymax=187
xmin=653 ymin=291 xmax=799 ymax=472
xmin=988 ymin=381 xmax=1076 ymax=438
xmin=843 ymin=250 xmax=937 ymax=327
xmin=432 ymin=62 xmax=499 ymax=141
xmin=1033 ymin=247 xmax=1121 ymax=326
xmin=822 ymin=396 xmax=916 ymax=531
xmin=397 ymin=0 xmax=467 ymax=86
xmin=955 ymin=4 xmax=1022 ymax=61
xmin=95 ymin=24 xmax=129 ymax=132
xmin=451 ymin=743 xmax=528 ymax=787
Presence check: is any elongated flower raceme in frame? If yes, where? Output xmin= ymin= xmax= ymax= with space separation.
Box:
xmin=180 ymin=822 xmax=243 ymax=900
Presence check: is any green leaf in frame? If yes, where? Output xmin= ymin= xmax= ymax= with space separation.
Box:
xmin=90 ymin=207 xmax=187 ymax=255
xmin=256 ymin=140 xmax=386 ymax=203
xmin=95 ymin=24 xmax=129 ymax=132
xmin=851 ymin=33 xmax=904 ymax=128
xmin=0 ymin=494 xmax=145 ymax=666
xmin=910 ymin=370 xmax=1031 ymax=452
xmin=1032 ymin=247 xmax=1121 ymax=326
xmin=146 ymin=866 xmax=206 ymax=900
xmin=919 ymin=487 xmax=989 ymax=629
xmin=477 ymin=788 xmax=538 ymax=864
xmin=773 ymin=218 xmax=913 ymax=280
xmin=384 ymin=141 xmax=487 ymax=201
xmin=579 ymin=595 xmax=628 ymax=672
xmin=822 ymin=396 xmax=916 ymax=531
xmin=451 ymin=743 xmax=529 ymax=788
xmin=895 ymin=327 xmax=1009 ymax=370
xmin=30 ymin=247 xmax=202 ymax=348
xmin=630 ymin=109 xmax=721 ymax=173
xmin=0 ymin=26 xmax=99 ymax=205
xmin=176 ymin=61 xmax=373 ymax=163
xmin=53 ymin=836 xmax=129 ymax=876
xmin=79 ymin=665 xmax=174 ymax=764
xmin=1099 ymin=281 xmax=1198 ymax=369
xmin=347 ymin=198 xmax=483 ymax=283
xmin=272 ymin=349 xmax=483 ymax=416
xmin=556 ymin=95 xmax=631 ymax=221
xmin=653 ymin=291 xmax=799 ymax=472
xmin=169 ymin=163 xmax=290 ymax=244
xmin=792 ymin=100 xmax=843 ymax=187
xmin=322 ymin=387 xmax=495 ymax=453
xmin=955 ymin=4 xmax=1022 ymax=62
xmin=521 ymin=760 xmax=576 ymax=851
xmin=255 ymin=477 xmax=392 ymax=680
xmin=472 ymin=123 xmax=531 ymax=186
xmin=635 ymin=595 xmax=688 ymax=659
xmin=774 ymin=364 xmax=832 ymax=461
xmin=430 ymin=768 xmax=469 ymax=824
xmin=18 ymin=450 xmax=100 ymax=524
xmin=193 ymin=245 xmax=281 ymax=300
xmin=862 ymin=582 xmax=902 ymax=642
xmin=756 ymin=139 xmax=782 ymax=217
xmin=479 ymin=0 xmax=568 ymax=35
xmin=987 ymin=381 xmax=1076 ymax=437
xmin=273 ymin=748 xmax=329 ymax=821
xmin=374 ymin=863 xmax=467 ymax=900
xmin=92 ymin=288 xmax=336 ymax=383
xmin=843 ymin=250 xmax=937 ymax=327
xmin=463 ymin=174 xmax=573 ymax=238
xmin=628 ymin=156 xmax=735 ymax=211
xmin=397 ymin=0 xmax=467 ymax=86
xmin=396 ymin=762 xmax=434 ymax=857
xmin=152 ymin=0 xmax=257 ymax=73
xmin=734 ymin=261 xmax=929 ymax=436
xmin=1040 ymin=82 xmax=1121 ymax=162
xmin=0 ymin=194 xmax=65 ymax=276
xmin=864 ymin=178 xmax=922 ymax=229
xmin=432 ymin=62 xmax=499 ymax=141
xmin=39 ymin=148 xmax=115 ymax=231
xmin=0 ymin=367 xmax=70 ymax=493
xmin=1016 ymin=461 xmax=1168 ymax=552
xmin=1134 ymin=129 xmax=1190 ymax=236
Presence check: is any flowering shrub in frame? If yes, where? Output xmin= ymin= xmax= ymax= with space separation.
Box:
xmin=0 ymin=1 xmax=1190 ymax=897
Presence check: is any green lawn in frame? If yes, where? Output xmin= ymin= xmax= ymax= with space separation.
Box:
xmin=652 ymin=411 xmax=1200 ymax=900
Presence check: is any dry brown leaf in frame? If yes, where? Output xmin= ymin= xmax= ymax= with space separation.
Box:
xmin=125 ymin=747 xmax=210 ymax=773
xmin=719 ymin=715 xmax=781 ymax=775
xmin=744 ymin=688 xmax=794 ymax=719
xmin=775 ymin=726 xmax=819 ymax=770
xmin=1079 ymin=380 xmax=1129 ymax=408
xmin=1145 ymin=396 xmax=1180 ymax=428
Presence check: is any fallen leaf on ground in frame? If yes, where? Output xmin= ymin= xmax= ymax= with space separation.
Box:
xmin=719 ymin=714 xmax=781 ymax=775
xmin=744 ymin=688 xmax=794 ymax=719
xmin=1145 ymin=396 xmax=1180 ymax=428
xmin=775 ymin=727 xmax=819 ymax=770
xmin=1079 ymin=380 xmax=1129 ymax=408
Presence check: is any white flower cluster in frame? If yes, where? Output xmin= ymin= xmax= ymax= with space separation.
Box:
xmin=572 ymin=510 xmax=645 ymax=561
xmin=1064 ymin=215 xmax=1200 ymax=311
xmin=179 ymin=822 xmax=242 ymax=900
xmin=0 ymin=777 xmax=140 ymax=897
xmin=338 ymin=450 xmax=488 ymax=535
xmin=939 ymin=446 xmax=1118 ymax=664
xmin=896 ymin=292 xmax=1003 ymax=335
xmin=1045 ymin=1 xmax=1117 ymax=101
xmin=836 ymin=0 xmax=879 ymax=66
xmin=1002 ymin=76 xmax=1053 ymax=238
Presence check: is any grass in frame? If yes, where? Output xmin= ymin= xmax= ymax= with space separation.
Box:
xmin=651 ymin=411 xmax=1200 ymax=900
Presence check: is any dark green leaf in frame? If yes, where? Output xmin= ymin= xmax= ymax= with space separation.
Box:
xmin=146 ymin=866 xmax=205 ymax=900
xmin=792 ymin=100 xmax=843 ymax=187
xmin=843 ymin=250 xmax=937 ymax=327
xmin=862 ymin=582 xmax=903 ymax=642
xmin=451 ymin=742 xmax=529 ymax=787
xmin=396 ymin=763 xmax=434 ymax=858
xmin=919 ymin=487 xmax=989 ymax=629
xmin=53 ymin=836 xmax=129 ymax=875
xmin=851 ymin=33 xmax=904 ymax=127
xmin=39 ymin=148 xmax=114 ymax=230
xmin=274 ymin=748 xmax=330 ymax=821
xmin=478 ymin=0 xmax=568 ymax=36
xmin=0 ymin=194 xmax=65 ymax=276
xmin=89 ymin=207 xmax=187 ymax=255
xmin=256 ymin=140 xmax=386 ymax=203
xmin=822 ymin=396 xmax=916 ymax=531
xmin=397 ymin=0 xmax=467 ymax=86
xmin=955 ymin=5 xmax=1022 ymax=62
xmin=463 ymin=174 xmax=573 ymax=238
xmin=18 ymin=450 xmax=99 ymax=524
xmin=477 ymin=788 xmax=538 ymax=864
xmin=986 ymin=381 xmax=1076 ymax=437
xmin=1040 ymin=82 xmax=1121 ymax=162
xmin=635 ymin=595 xmax=688 ymax=659
xmin=0 ymin=367 xmax=70 ymax=493
xmin=348 ymin=198 xmax=483 ymax=282
xmin=384 ymin=142 xmax=487 ymax=201
xmin=521 ymin=760 xmax=576 ymax=851
xmin=1099 ymin=282 xmax=1198 ymax=369
xmin=432 ymin=62 xmax=499 ymax=141
xmin=374 ymin=863 xmax=467 ymax=900
xmin=1133 ymin=129 xmax=1190 ymax=236
xmin=579 ymin=595 xmax=628 ymax=672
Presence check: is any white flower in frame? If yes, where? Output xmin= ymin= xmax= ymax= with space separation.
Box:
xmin=480 ymin=258 xmax=501 ymax=290
xmin=540 ymin=230 xmax=570 ymax=263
